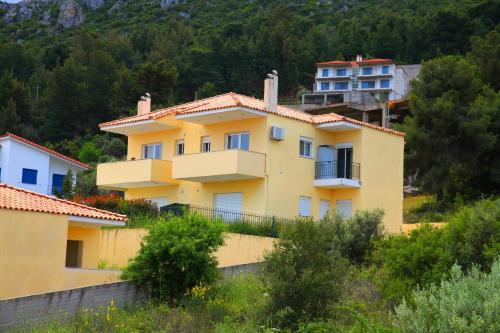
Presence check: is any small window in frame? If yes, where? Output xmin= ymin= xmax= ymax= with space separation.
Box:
xmin=380 ymin=79 xmax=390 ymax=88
xmin=361 ymin=81 xmax=376 ymax=89
xmin=299 ymin=137 xmax=313 ymax=158
xmin=334 ymin=82 xmax=349 ymax=90
xmin=201 ymin=136 xmax=211 ymax=152
xmin=320 ymin=82 xmax=329 ymax=91
xmin=321 ymin=68 xmax=329 ymax=77
xmin=382 ymin=65 xmax=389 ymax=74
xmin=299 ymin=196 xmax=311 ymax=217
xmin=22 ymin=168 xmax=37 ymax=185
xmin=143 ymin=143 xmax=162 ymax=159
xmin=336 ymin=68 xmax=347 ymax=76
xmin=226 ymin=132 xmax=249 ymax=150
xmin=175 ymin=139 xmax=185 ymax=155
xmin=52 ymin=174 xmax=66 ymax=194
xmin=336 ymin=200 xmax=353 ymax=219
xmin=362 ymin=67 xmax=373 ymax=75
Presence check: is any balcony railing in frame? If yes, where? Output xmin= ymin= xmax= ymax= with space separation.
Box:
xmin=315 ymin=161 xmax=360 ymax=180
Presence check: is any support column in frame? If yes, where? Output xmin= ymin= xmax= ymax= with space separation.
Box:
xmin=381 ymin=104 xmax=388 ymax=128
xmin=362 ymin=111 xmax=369 ymax=123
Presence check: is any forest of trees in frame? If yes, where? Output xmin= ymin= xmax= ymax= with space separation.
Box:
xmin=0 ymin=0 xmax=499 ymax=201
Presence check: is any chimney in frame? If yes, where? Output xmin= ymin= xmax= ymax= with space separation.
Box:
xmin=137 ymin=93 xmax=151 ymax=115
xmin=356 ymin=54 xmax=363 ymax=62
xmin=264 ymin=71 xmax=278 ymax=112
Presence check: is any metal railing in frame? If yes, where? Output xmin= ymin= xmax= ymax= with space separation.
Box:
xmin=315 ymin=161 xmax=360 ymax=180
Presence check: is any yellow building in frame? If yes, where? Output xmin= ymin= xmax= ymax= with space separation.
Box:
xmin=0 ymin=184 xmax=127 ymax=300
xmin=97 ymin=75 xmax=404 ymax=232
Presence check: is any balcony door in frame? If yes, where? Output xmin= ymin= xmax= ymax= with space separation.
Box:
xmin=336 ymin=146 xmax=353 ymax=179
xmin=316 ymin=145 xmax=334 ymax=179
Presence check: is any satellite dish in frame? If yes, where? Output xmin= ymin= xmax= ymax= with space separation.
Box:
xmin=272 ymin=70 xmax=278 ymax=75
xmin=145 ymin=92 xmax=151 ymax=98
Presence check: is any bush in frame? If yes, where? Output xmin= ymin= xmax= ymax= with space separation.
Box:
xmin=394 ymin=257 xmax=500 ymax=333
xmin=343 ymin=209 xmax=384 ymax=264
xmin=445 ymin=198 xmax=500 ymax=271
xmin=262 ymin=219 xmax=349 ymax=328
xmin=371 ymin=224 xmax=451 ymax=301
xmin=122 ymin=213 xmax=225 ymax=302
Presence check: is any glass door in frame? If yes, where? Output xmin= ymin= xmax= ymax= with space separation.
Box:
xmin=336 ymin=147 xmax=353 ymax=179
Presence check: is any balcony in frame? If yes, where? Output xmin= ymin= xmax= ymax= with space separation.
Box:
xmin=314 ymin=161 xmax=361 ymax=188
xmin=172 ymin=150 xmax=266 ymax=182
xmin=96 ymin=159 xmax=177 ymax=190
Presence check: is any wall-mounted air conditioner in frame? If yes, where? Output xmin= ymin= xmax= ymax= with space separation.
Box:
xmin=270 ymin=126 xmax=285 ymax=141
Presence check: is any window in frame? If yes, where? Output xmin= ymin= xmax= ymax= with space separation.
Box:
xmin=201 ymin=136 xmax=211 ymax=152
xmin=320 ymin=82 xmax=329 ymax=91
xmin=361 ymin=81 xmax=375 ymax=89
xmin=226 ymin=132 xmax=249 ymax=150
xmin=65 ymin=240 xmax=83 ymax=268
xmin=336 ymin=68 xmax=347 ymax=76
xmin=299 ymin=196 xmax=311 ymax=217
xmin=22 ymin=168 xmax=37 ymax=185
xmin=321 ymin=69 xmax=329 ymax=77
xmin=334 ymin=81 xmax=349 ymax=90
xmin=142 ymin=143 xmax=162 ymax=159
xmin=382 ymin=65 xmax=389 ymax=74
xmin=361 ymin=67 xmax=373 ymax=75
xmin=380 ymin=79 xmax=390 ymax=88
xmin=299 ymin=137 xmax=313 ymax=158
xmin=175 ymin=139 xmax=185 ymax=155
xmin=319 ymin=200 xmax=330 ymax=219
xmin=52 ymin=174 xmax=65 ymax=194
xmin=336 ymin=200 xmax=352 ymax=219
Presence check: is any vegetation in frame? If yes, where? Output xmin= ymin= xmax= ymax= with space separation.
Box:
xmin=121 ymin=213 xmax=225 ymax=302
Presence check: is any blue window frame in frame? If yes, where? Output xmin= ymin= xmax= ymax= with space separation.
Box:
xmin=336 ymin=68 xmax=347 ymax=76
xmin=362 ymin=67 xmax=373 ymax=75
xmin=320 ymin=82 xmax=330 ymax=91
xmin=334 ymin=82 xmax=349 ymax=90
xmin=361 ymin=81 xmax=375 ymax=89
xmin=382 ymin=66 xmax=389 ymax=74
xmin=380 ymin=79 xmax=390 ymax=88
xmin=322 ymin=69 xmax=329 ymax=77
xmin=52 ymin=174 xmax=66 ymax=194
xmin=22 ymin=168 xmax=37 ymax=185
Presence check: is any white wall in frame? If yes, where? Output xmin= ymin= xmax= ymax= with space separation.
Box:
xmin=0 ymin=137 xmax=85 ymax=195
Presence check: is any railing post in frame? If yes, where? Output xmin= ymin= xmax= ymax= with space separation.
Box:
xmin=272 ymin=216 xmax=277 ymax=237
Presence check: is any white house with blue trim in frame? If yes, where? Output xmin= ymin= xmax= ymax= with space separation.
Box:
xmin=0 ymin=133 xmax=89 ymax=195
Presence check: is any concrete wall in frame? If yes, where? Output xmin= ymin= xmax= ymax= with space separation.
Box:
xmin=0 ymin=281 xmax=147 ymax=330
xmin=99 ymin=229 xmax=276 ymax=269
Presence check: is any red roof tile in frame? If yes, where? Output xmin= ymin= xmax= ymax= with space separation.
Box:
xmin=99 ymin=92 xmax=404 ymax=137
xmin=0 ymin=184 xmax=127 ymax=222
xmin=0 ymin=133 xmax=90 ymax=169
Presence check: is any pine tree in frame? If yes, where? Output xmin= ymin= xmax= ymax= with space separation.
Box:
xmin=62 ymin=170 xmax=75 ymax=200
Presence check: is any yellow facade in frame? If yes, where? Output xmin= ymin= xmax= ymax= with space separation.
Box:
xmin=98 ymin=108 xmax=404 ymax=232
xmin=0 ymin=209 xmax=120 ymax=300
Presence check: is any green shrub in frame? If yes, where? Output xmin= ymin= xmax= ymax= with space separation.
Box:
xmin=122 ymin=213 xmax=225 ymax=302
xmin=371 ymin=224 xmax=452 ymax=302
xmin=262 ymin=219 xmax=349 ymax=328
xmin=394 ymin=257 xmax=500 ymax=333
xmin=445 ymin=198 xmax=500 ymax=271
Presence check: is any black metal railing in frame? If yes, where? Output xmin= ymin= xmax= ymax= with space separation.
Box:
xmin=315 ymin=161 xmax=360 ymax=180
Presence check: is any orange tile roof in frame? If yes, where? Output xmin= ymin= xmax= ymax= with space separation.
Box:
xmin=99 ymin=92 xmax=404 ymax=136
xmin=0 ymin=184 xmax=127 ymax=222
xmin=0 ymin=133 xmax=90 ymax=169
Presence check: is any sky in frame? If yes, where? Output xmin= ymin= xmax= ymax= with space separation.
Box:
xmin=4 ymin=1 xmax=21 ymax=3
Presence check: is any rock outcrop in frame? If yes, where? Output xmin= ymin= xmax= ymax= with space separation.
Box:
xmin=58 ymin=0 xmax=85 ymax=28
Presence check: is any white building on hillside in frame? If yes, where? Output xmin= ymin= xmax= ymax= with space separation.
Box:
xmin=0 ymin=133 xmax=89 ymax=195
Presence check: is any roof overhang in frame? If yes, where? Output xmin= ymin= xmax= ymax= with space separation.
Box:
xmin=68 ymin=215 xmax=126 ymax=227
xmin=315 ymin=121 xmax=362 ymax=132
xmin=175 ymin=107 xmax=267 ymax=125
xmin=100 ymin=119 xmax=179 ymax=135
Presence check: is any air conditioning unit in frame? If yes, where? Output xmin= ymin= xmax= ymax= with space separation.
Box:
xmin=270 ymin=126 xmax=285 ymax=141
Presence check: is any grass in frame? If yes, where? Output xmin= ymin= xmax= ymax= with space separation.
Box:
xmin=14 ymin=271 xmax=395 ymax=333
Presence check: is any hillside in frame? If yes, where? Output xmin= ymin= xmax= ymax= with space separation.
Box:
xmin=0 ymin=0 xmax=498 ymax=143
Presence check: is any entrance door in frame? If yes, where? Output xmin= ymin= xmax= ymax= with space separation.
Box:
xmin=317 ymin=145 xmax=335 ymax=178
xmin=336 ymin=147 xmax=353 ymax=179
xmin=65 ymin=240 xmax=83 ymax=268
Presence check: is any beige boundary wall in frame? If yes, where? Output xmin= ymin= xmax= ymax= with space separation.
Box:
xmin=99 ymin=229 xmax=276 ymax=269
xmin=400 ymin=222 xmax=446 ymax=234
